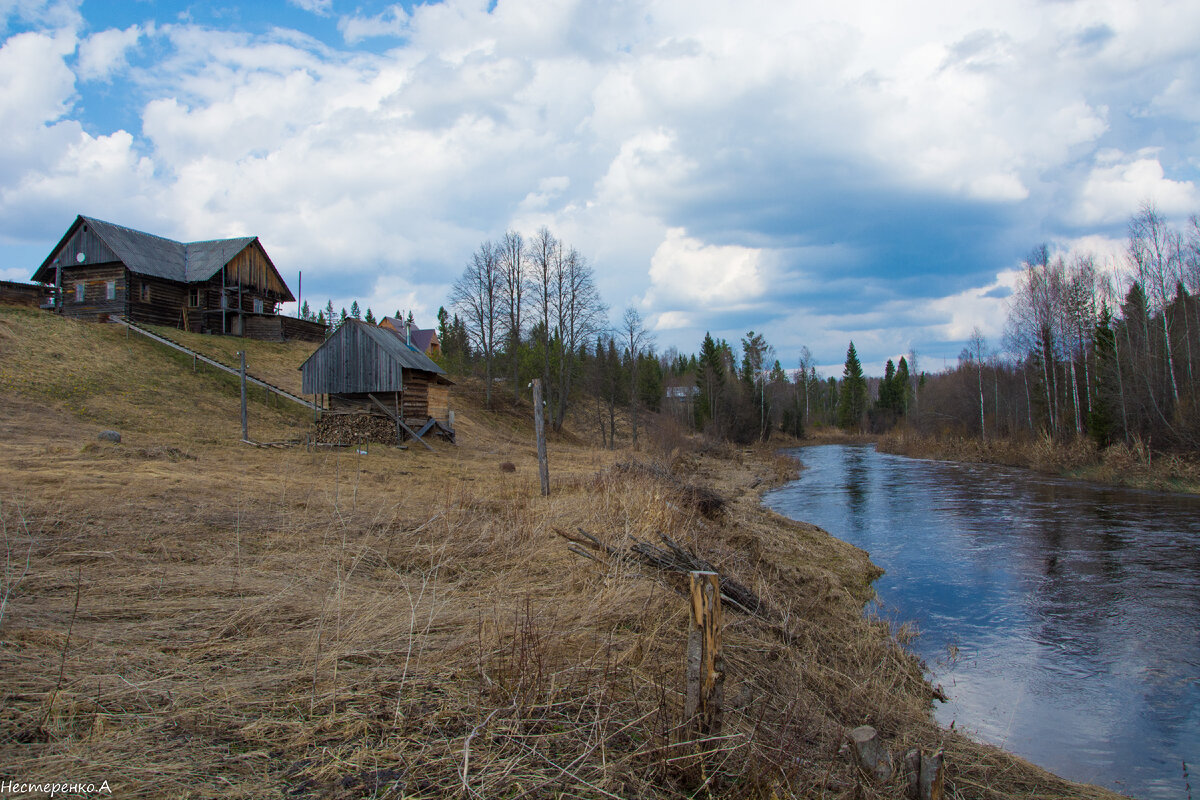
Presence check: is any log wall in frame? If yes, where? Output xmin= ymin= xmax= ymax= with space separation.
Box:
xmin=0 ymin=281 xmax=51 ymax=309
xmin=59 ymin=264 xmax=126 ymax=321
xmin=127 ymin=274 xmax=188 ymax=327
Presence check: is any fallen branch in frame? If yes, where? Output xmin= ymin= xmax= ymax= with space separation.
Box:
xmin=554 ymin=527 xmax=776 ymax=622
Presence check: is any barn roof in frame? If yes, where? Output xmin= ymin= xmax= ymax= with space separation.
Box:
xmin=356 ymin=322 xmax=446 ymax=375
xmin=299 ymin=319 xmax=449 ymax=396
xmin=33 ymin=216 xmax=288 ymax=298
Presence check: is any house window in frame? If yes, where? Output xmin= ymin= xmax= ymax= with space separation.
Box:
xmin=74 ymin=282 xmax=85 ymax=302
xmin=188 ymin=287 xmax=201 ymax=307
xmin=106 ymin=281 xmax=116 ymax=301
xmin=139 ymin=282 xmax=151 ymax=302
xmin=253 ymin=297 xmax=263 ymax=314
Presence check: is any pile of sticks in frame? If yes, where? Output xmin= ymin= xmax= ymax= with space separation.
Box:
xmin=555 ymin=527 xmax=775 ymax=622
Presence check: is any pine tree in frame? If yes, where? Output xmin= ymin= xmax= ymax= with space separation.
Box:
xmin=837 ymin=341 xmax=867 ymax=431
xmin=895 ymin=357 xmax=911 ymax=416
xmin=365 ymin=307 xmax=376 ymax=324
xmin=300 ymin=300 xmax=311 ymax=321
xmin=696 ymin=332 xmax=725 ymax=426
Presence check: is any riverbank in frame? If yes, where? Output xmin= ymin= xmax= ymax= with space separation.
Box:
xmin=0 ymin=307 xmax=1123 ymax=798
xmin=878 ymin=430 xmax=1200 ymax=494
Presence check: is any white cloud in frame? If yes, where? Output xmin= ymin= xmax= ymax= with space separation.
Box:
xmin=338 ymin=4 xmax=409 ymax=45
xmin=289 ymin=0 xmax=332 ymax=16
xmin=928 ymin=269 xmax=1020 ymax=343
xmin=1071 ymin=151 xmax=1200 ymax=226
xmin=645 ymin=228 xmax=767 ymax=310
xmin=77 ymin=24 xmax=141 ymax=81
xmin=2 ymin=0 xmax=1199 ymax=369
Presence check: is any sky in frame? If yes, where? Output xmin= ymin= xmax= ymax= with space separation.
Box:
xmin=2 ymin=0 xmax=1198 ymax=376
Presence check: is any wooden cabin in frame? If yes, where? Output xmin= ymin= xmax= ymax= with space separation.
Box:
xmin=30 ymin=215 xmax=326 ymax=342
xmin=378 ymin=316 xmax=441 ymax=358
xmin=300 ymin=320 xmax=454 ymax=443
xmin=0 ymin=280 xmax=52 ymax=309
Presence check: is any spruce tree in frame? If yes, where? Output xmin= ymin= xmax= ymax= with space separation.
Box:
xmin=365 ymin=307 xmax=376 ymax=324
xmin=350 ymin=301 xmax=361 ymax=320
xmin=837 ymin=341 xmax=868 ymax=431
xmin=895 ymin=357 xmax=911 ymax=416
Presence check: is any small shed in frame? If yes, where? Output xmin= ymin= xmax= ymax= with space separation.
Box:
xmin=300 ymin=319 xmax=454 ymax=443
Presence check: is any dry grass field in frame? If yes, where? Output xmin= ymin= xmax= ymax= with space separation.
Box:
xmin=0 ymin=307 xmax=1123 ymax=799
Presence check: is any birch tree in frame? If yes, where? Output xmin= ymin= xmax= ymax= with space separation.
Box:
xmin=450 ymin=240 xmax=502 ymax=407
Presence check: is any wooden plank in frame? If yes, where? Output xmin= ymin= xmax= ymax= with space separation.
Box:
xmin=112 ymin=317 xmax=319 ymax=410
xmin=684 ymin=570 xmax=723 ymax=740
xmin=239 ymin=350 xmax=248 ymax=442
xmin=368 ymin=393 xmax=433 ymax=451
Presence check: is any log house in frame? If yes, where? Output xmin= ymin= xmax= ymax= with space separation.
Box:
xmin=30 ymin=215 xmax=325 ymax=342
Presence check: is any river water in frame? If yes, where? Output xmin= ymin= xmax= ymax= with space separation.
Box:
xmin=762 ymin=444 xmax=1200 ymax=799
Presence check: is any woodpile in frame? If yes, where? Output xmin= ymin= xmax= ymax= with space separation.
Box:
xmin=315 ymin=413 xmax=398 ymax=445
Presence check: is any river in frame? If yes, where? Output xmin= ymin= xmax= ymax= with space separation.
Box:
xmin=762 ymin=444 xmax=1200 ymax=799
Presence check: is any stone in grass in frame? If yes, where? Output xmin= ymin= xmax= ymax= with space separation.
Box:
xmin=97 ymin=430 xmax=121 ymax=443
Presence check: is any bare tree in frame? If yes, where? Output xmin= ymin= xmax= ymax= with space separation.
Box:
xmin=966 ymin=328 xmax=988 ymax=440
xmin=1128 ymin=202 xmax=1183 ymax=405
xmin=450 ymin=240 xmax=502 ymax=407
xmin=797 ymin=346 xmax=815 ymax=423
xmin=552 ymin=247 xmax=607 ymax=430
xmin=622 ymin=306 xmax=652 ymax=446
xmin=528 ymin=227 xmax=558 ymax=398
xmin=498 ymin=230 xmax=527 ymax=401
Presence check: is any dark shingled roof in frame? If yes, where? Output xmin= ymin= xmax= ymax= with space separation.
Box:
xmin=75 ymin=216 xmax=256 ymax=283
xmin=34 ymin=215 xmax=263 ymax=286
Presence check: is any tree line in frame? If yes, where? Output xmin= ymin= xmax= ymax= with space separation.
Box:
xmin=441 ymin=225 xmax=922 ymax=445
xmin=902 ymin=205 xmax=1200 ymax=452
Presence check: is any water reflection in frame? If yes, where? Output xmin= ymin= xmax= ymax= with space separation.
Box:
xmin=763 ymin=444 xmax=1200 ymax=799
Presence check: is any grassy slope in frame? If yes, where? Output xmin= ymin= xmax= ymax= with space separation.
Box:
xmin=0 ymin=307 xmax=1121 ymax=800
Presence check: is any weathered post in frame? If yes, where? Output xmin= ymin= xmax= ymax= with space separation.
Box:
xmin=239 ymin=350 xmax=248 ymax=442
xmin=532 ymin=379 xmax=550 ymax=496
xmin=684 ymin=570 xmax=724 ymax=740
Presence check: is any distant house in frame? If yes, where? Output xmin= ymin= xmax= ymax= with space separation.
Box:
xmin=0 ymin=280 xmax=52 ymax=309
xmin=300 ymin=319 xmax=454 ymax=439
xmin=378 ymin=316 xmax=441 ymax=358
xmin=30 ymin=215 xmax=325 ymax=342
xmin=666 ymin=385 xmax=700 ymax=399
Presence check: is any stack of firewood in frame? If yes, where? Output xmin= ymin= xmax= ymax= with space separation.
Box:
xmin=315 ymin=413 xmax=398 ymax=445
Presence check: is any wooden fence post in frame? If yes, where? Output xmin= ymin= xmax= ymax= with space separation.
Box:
xmin=239 ymin=350 xmax=248 ymax=442
xmin=685 ymin=570 xmax=724 ymax=740
xmin=532 ymin=379 xmax=550 ymax=496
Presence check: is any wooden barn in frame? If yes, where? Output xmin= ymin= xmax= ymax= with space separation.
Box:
xmin=300 ymin=320 xmax=454 ymax=444
xmin=30 ymin=215 xmax=326 ymax=342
